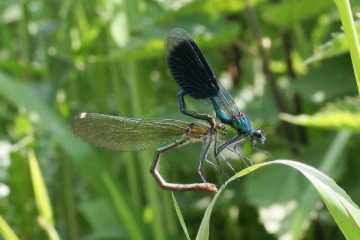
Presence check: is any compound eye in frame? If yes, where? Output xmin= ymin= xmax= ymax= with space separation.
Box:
xmin=254 ymin=129 xmax=265 ymax=142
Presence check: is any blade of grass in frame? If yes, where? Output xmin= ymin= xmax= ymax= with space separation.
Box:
xmin=291 ymin=130 xmax=351 ymax=239
xmin=109 ymin=29 xmax=142 ymax=213
xmin=0 ymin=216 xmax=20 ymax=240
xmin=123 ymin=0 xmax=167 ymax=236
xmin=334 ymin=0 xmax=360 ymax=93
xmin=280 ymin=96 xmax=360 ymax=131
xmin=103 ymin=174 xmax=144 ymax=240
xmin=171 ymin=193 xmax=191 ymax=240
xmin=195 ymin=160 xmax=360 ymax=240
xmin=162 ymin=191 xmax=177 ymax=236
xmin=125 ymin=60 xmax=166 ymax=239
xmin=28 ymin=151 xmax=60 ymax=240
xmin=61 ymin=156 xmax=79 ymax=240
xmin=0 ymin=72 xmax=106 ymax=192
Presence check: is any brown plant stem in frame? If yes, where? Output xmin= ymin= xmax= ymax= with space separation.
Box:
xmin=282 ymin=30 xmax=309 ymax=145
xmin=244 ymin=0 xmax=297 ymax=151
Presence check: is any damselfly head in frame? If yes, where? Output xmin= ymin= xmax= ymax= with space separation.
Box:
xmin=251 ymin=129 xmax=266 ymax=146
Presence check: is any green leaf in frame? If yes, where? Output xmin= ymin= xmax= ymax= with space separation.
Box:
xmin=0 ymin=216 xmax=20 ymax=240
xmin=262 ymin=0 xmax=333 ymax=27
xmin=334 ymin=0 xmax=360 ymax=94
xmin=291 ymin=131 xmax=351 ymax=239
xmin=195 ymin=160 xmax=360 ymax=240
xmin=171 ymin=193 xmax=191 ymax=240
xmin=28 ymin=151 xmax=60 ymax=240
xmin=0 ymin=72 xmax=107 ymax=193
xmin=280 ymin=97 xmax=360 ymax=131
xmin=292 ymin=57 xmax=356 ymax=100
xmin=182 ymin=0 xmax=262 ymax=14
xmin=79 ymin=199 xmax=125 ymax=239
xmin=90 ymin=24 xmax=241 ymax=63
xmin=305 ymin=22 xmax=360 ymax=64
xmin=102 ymin=174 xmax=144 ymax=240
xmin=153 ymin=0 xmax=263 ymax=24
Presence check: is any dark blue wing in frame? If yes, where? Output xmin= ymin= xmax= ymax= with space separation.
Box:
xmin=166 ymin=28 xmax=219 ymax=99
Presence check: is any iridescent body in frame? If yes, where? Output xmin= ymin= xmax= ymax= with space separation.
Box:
xmin=166 ymin=28 xmax=265 ymax=152
xmin=72 ymin=112 xmax=226 ymax=192
xmin=210 ymin=86 xmax=253 ymax=135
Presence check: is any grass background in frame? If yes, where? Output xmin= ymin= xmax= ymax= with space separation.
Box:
xmin=0 ymin=0 xmax=359 ymax=239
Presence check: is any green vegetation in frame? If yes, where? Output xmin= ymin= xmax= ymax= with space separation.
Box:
xmin=0 ymin=0 xmax=359 ymax=239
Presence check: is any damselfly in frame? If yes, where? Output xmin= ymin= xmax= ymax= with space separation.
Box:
xmin=72 ymin=112 xmax=228 ymax=192
xmin=166 ymin=28 xmax=266 ymax=157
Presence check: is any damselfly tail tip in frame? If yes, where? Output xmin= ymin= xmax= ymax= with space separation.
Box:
xmin=199 ymin=183 xmax=217 ymax=193
xmin=207 ymin=184 xmax=218 ymax=193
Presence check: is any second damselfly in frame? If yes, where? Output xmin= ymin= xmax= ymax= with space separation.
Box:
xmin=72 ymin=112 xmax=230 ymax=192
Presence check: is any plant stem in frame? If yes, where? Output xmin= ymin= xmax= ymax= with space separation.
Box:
xmin=103 ymin=174 xmax=143 ymax=240
xmin=124 ymin=0 xmax=166 ymax=238
xmin=127 ymin=62 xmax=166 ymax=240
xmin=282 ymin=30 xmax=308 ymax=145
xmin=62 ymin=156 xmax=80 ymax=240
xmin=109 ymin=32 xmax=143 ymax=212
xmin=244 ymin=1 xmax=286 ymax=112
xmin=244 ymin=0 xmax=298 ymax=151
xmin=334 ymin=0 xmax=360 ymax=94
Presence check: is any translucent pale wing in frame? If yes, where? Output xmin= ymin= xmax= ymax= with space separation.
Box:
xmin=72 ymin=113 xmax=189 ymax=151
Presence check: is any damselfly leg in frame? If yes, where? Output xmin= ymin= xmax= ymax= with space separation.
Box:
xmin=215 ymin=135 xmax=247 ymax=157
xmin=215 ymin=135 xmax=252 ymax=166
xmin=178 ymin=90 xmax=216 ymax=128
xmin=150 ymin=137 xmax=217 ymax=192
xmin=198 ymin=134 xmax=213 ymax=182
xmin=208 ymin=131 xmax=235 ymax=183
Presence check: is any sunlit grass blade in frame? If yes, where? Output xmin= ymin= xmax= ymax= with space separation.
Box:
xmin=0 ymin=216 xmax=20 ymax=240
xmin=28 ymin=151 xmax=60 ymax=240
xmin=334 ymin=0 xmax=360 ymax=93
xmin=102 ymin=173 xmax=143 ymax=240
xmin=291 ymin=130 xmax=351 ymax=239
xmin=280 ymin=96 xmax=360 ymax=131
xmin=195 ymin=160 xmax=360 ymax=240
xmin=171 ymin=193 xmax=191 ymax=240
xmin=305 ymin=22 xmax=360 ymax=64
xmin=263 ymin=0 xmax=332 ymax=27
xmin=0 ymin=72 xmax=106 ymax=192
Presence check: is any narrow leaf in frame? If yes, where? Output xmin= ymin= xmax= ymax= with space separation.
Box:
xmin=334 ymin=0 xmax=360 ymax=93
xmin=280 ymin=97 xmax=360 ymax=131
xmin=29 ymin=151 xmax=53 ymax=224
xmin=195 ymin=160 xmax=360 ymax=240
xmin=291 ymin=131 xmax=351 ymax=239
xmin=171 ymin=193 xmax=191 ymax=240
xmin=103 ymin=174 xmax=143 ymax=240
xmin=262 ymin=0 xmax=333 ymax=27
xmin=305 ymin=22 xmax=360 ymax=64
xmin=28 ymin=151 xmax=60 ymax=240
xmin=0 ymin=216 xmax=20 ymax=240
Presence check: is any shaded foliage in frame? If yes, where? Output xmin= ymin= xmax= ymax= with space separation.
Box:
xmin=0 ymin=0 xmax=359 ymax=240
